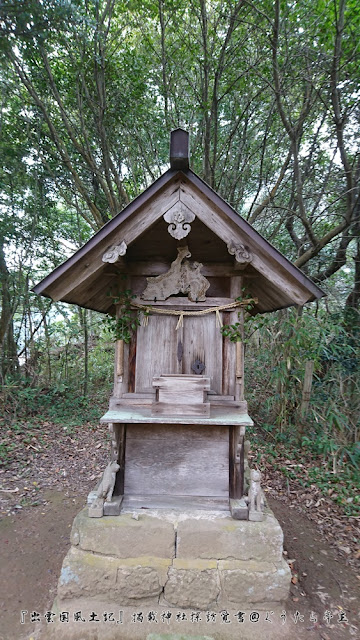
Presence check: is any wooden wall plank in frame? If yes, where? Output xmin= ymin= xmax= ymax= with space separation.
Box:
xmin=124 ymin=424 xmax=229 ymax=497
xmin=231 ymin=275 xmax=243 ymax=401
xmin=183 ymin=315 xmax=223 ymax=394
xmin=135 ymin=315 xmax=178 ymax=392
xmin=127 ymin=261 xmax=235 ymax=277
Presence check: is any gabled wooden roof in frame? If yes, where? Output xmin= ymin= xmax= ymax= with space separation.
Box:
xmin=33 ymin=130 xmax=324 ymax=314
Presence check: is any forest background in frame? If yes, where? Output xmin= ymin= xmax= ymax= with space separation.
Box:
xmin=0 ymin=0 xmax=359 ymax=518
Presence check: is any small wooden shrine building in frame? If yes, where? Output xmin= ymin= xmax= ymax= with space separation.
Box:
xmin=34 ymin=129 xmax=324 ymax=520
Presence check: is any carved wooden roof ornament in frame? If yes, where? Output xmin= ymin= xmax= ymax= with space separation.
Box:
xmin=33 ymin=128 xmax=325 ymax=313
xmin=141 ymin=245 xmax=210 ymax=302
xmin=102 ymin=241 xmax=127 ymax=263
xmin=227 ymin=240 xmax=252 ymax=264
xmin=163 ymin=201 xmax=195 ymax=240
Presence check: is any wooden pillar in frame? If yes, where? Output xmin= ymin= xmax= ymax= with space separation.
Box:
xmin=222 ymin=311 xmax=231 ymax=395
xmin=113 ymin=338 xmax=124 ymax=397
xmin=112 ymin=294 xmax=132 ymax=399
xmin=110 ymin=423 xmax=126 ymax=496
xmin=230 ymin=275 xmax=244 ymax=401
xmin=229 ymin=274 xmax=248 ymax=518
xmin=229 ymin=425 xmax=244 ymax=499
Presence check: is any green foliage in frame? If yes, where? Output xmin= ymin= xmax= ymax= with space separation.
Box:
xmin=103 ymin=290 xmax=147 ymax=343
xmin=1 ymin=382 xmax=106 ymax=428
xmin=220 ymin=295 xmax=262 ymax=342
xmin=248 ymin=423 xmax=360 ymax=518
xmin=246 ymin=301 xmax=359 ymax=491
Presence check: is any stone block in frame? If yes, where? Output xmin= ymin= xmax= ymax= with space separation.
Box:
xmin=147 ymin=636 xmax=215 ymax=640
xmin=58 ymin=547 xmax=117 ymax=600
xmin=248 ymin=509 xmax=264 ymax=521
xmin=229 ymin=498 xmax=248 ymax=520
xmin=103 ymin=494 xmax=123 ymax=516
xmin=220 ymin=558 xmax=291 ymax=605
xmin=88 ymin=498 xmax=104 ymax=518
xmin=57 ymin=547 xmax=172 ymax=605
xmin=173 ymin=558 xmax=217 ymax=570
xmin=164 ymin=567 xmax=219 ymax=609
xmin=176 ymin=513 xmax=283 ymax=562
xmin=115 ymin=566 xmax=162 ymax=599
xmin=71 ymin=509 xmax=175 ymax=558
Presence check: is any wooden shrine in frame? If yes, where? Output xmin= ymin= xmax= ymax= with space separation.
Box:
xmin=33 ymin=129 xmax=324 ymax=521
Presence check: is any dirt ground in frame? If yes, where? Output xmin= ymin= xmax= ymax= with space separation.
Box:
xmin=0 ymin=419 xmax=359 ymax=640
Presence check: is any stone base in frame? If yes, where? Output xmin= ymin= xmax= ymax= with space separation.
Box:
xmin=39 ymin=601 xmax=293 ymax=640
xmin=53 ymin=505 xmax=290 ymax=614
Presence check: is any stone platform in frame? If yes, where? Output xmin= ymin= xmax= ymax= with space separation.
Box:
xmin=39 ymin=505 xmax=291 ymax=639
xmin=57 ymin=506 xmax=289 ymax=609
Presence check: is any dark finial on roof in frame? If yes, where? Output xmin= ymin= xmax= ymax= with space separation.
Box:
xmin=170 ymin=128 xmax=189 ymax=170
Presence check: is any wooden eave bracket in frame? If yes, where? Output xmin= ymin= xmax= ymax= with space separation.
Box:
xmin=102 ymin=241 xmax=127 ymax=263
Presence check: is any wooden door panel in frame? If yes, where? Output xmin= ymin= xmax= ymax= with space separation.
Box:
xmin=183 ymin=315 xmax=222 ymax=393
xmin=124 ymin=424 xmax=229 ymax=497
xmin=135 ymin=315 xmax=178 ymax=392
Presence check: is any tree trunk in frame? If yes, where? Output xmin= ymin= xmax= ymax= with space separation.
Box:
xmin=0 ymin=240 xmax=18 ymax=382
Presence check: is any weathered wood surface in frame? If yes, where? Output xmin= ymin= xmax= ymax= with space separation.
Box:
xmin=116 ymin=339 xmax=124 ymax=377
xmin=128 ymin=330 xmax=137 ymax=394
xmin=48 ymin=178 xmax=182 ymax=302
xmin=122 ymin=494 xmax=229 ymax=511
xmin=152 ymin=402 xmax=210 ymax=416
xmin=100 ymin=407 xmax=252 ymax=427
xmin=112 ymin=423 xmax=126 ymax=496
xmin=222 ymin=311 xmax=232 ymax=396
xmin=300 ymin=360 xmax=314 ymax=415
xmin=176 ymin=321 xmax=184 ymax=374
xmin=152 ymin=374 xmax=210 ymax=416
xmin=132 ymin=296 xmax=234 ymax=309
xmin=135 ymin=315 xmax=178 ymax=392
xmin=179 ymin=180 xmax=314 ymax=308
xmin=124 ymin=425 xmax=229 ymax=497
xmin=102 ymin=241 xmax=127 ymax=263
xmin=227 ymin=240 xmax=252 ymax=266
xmin=229 ymin=426 xmax=244 ymax=499
xmin=231 ymin=275 xmax=243 ymax=401
xmin=110 ymin=393 xmax=247 ymax=411
xmin=163 ymin=201 xmax=195 ymax=239
xmin=182 ymin=315 xmax=223 ymax=394
xmin=153 ymin=374 xmax=210 ymax=395
xmin=113 ymin=291 xmax=129 ymax=398
xmin=141 ymin=245 xmax=210 ymax=302
xmin=36 ymin=169 xmax=324 ymax=314
xmin=127 ymin=215 xmax=232 ymax=265
xmin=127 ymin=261 xmax=235 ymax=277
